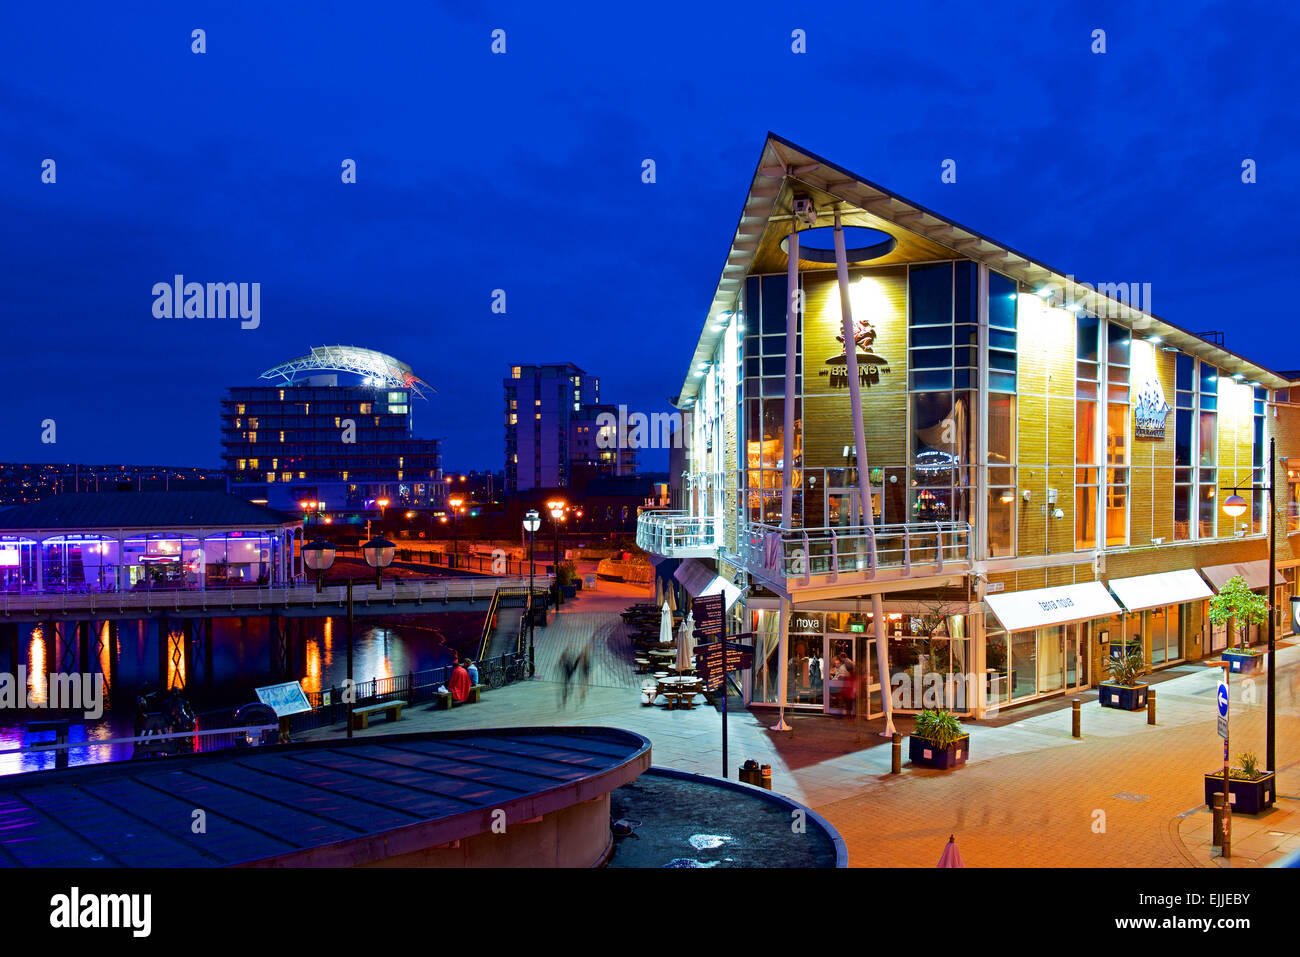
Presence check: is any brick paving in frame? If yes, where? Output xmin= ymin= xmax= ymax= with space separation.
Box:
xmin=302 ymin=579 xmax=1300 ymax=868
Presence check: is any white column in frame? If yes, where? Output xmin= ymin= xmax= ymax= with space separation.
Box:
xmin=782 ymin=219 xmax=799 ymax=529
xmin=833 ymin=210 xmax=875 ymax=540
xmin=772 ymin=596 xmax=792 ymax=731
xmin=873 ymin=592 xmax=896 ymax=735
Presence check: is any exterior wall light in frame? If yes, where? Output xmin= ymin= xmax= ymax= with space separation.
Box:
xmin=1221 ymin=494 xmax=1248 ymax=518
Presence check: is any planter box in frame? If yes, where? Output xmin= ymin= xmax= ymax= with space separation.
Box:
xmin=1099 ymin=682 xmax=1148 ymax=711
xmin=908 ymin=733 xmax=969 ymax=770
xmin=561 ymin=584 xmax=577 ymax=598
xmin=1222 ymin=649 xmax=1263 ymax=675
xmin=1204 ymin=771 xmax=1276 ymax=815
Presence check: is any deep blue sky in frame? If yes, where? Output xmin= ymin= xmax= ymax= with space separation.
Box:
xmin=2 ymin=1 xmax=1296 ymax=472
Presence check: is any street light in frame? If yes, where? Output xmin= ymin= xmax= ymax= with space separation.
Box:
xmin=448 ymin=495 xmax=464 ymax=569
xmin=362 ymin=535 xmax=396 ymax=589
xmin=301 ymin=539 xmax=357 ymax=739
xmin=523 ymin=509 xmax=541 ymax=677
xmin=1220 ymin=434 xmax=1277 ymax=774
xmin=547 ymin=499 xmax=566 ymax=569
xmin=302 ymin=539 xmax=336 ymax=593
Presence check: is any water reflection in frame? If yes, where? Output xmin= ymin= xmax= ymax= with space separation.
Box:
xmin=1 ymin=612 xmax=478 ymax=775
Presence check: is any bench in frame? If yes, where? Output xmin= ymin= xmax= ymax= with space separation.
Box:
xmin=350 ymin=700 xmax=406 ymax=731
xmin=433 ymin=685 xmax=484 ymax=709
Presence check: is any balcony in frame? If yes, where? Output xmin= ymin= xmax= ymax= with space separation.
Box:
xmin=636 ymin=510 xmax=718 ymax=558
xmin=739 ymin=520 xmax=973 ymax=599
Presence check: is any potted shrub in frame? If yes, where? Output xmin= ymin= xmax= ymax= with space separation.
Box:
xmin=908 ymin=708 xmax=969 ymax=769
xmin=1099 ymin=650 xmax=1149 ymax=711
xmin=557 ymin=561 xmax=579 ymax=598
xmin=1204 ymin=751 xmax=1276 ymax=815
xmin=1208 ymin=574 xmax=1268 ymax=674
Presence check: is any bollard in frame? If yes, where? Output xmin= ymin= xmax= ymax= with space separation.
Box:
xmin=891 ymin=732 xmax=902 ymax=774
xmin=1147 ymin=687 xmax=1156 ymax=725
xmin=1211 ymin=793 xmax=1223 ymax=847
xmin=1072 ymin=699 xmax=1081 ymax=738
xmin=759 ymin=764 xmax=772 ymax=790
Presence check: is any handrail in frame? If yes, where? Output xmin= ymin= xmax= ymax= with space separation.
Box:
xmin=0 ymin=575 xmax=552 ymax=616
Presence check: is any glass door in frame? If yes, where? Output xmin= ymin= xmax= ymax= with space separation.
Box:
xmin=827 ymin=488 xmax=861 ymax=529
xmin=1065 ymin=623 xmax=1085 ymax=690
xmin=824 ymin=634 xmax=880 ymax=717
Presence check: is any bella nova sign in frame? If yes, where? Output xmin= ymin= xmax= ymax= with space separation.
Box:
xmin=1133 ymin=377 xmax=1172 ymax=440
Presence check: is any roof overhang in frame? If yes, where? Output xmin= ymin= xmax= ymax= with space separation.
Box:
xmin=676 ymin=132 xmax=1293 ymax=407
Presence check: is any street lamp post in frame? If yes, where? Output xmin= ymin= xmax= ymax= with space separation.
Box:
xmin=302 ymin=540 xmax=357 ymax=740
xmin=448 ymin=495 xmax=464 ymax=570
xmin=1221 ymin=433 xmax=1277 ymax=774
xmin=302 ymin=539 xmax=336 ymax=594
xmin=523 ymin=509 xmax=541 ymax=677
xmin=362 ymin=535 xmax=396 ymax=590
xmin=546 ymin=499 xmax=565 ymax=569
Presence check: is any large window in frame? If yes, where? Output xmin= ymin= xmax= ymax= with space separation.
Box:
xmin=1105 ymin=323 xmax=1131 ymax=546
xmin=743 ymin=275 xmax=802 ymax=524
xmin=1198 ymin=361 xmax=1219 ymax=538
xmin=987 ymin=271 xmax=1018 ymax=555
xmin=908 ymin=262 xmax=974 ymax=524
xmin=1174 ymin=354 xmax=1194 ymax=540
xmin=1076 ymin=313 xmax=1100 ymax=549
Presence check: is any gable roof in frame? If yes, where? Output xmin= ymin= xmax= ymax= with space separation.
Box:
xmin=0 ymin=490 xmax=297 ymax=532
xmin=677 ymin=132 xmax=1291 ymax=406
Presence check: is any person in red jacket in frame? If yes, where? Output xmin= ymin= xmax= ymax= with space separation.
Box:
xmin=448 ymin=660 xmax=472 ymax=702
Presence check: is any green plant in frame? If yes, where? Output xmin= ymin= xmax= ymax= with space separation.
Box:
xmin=1104 ymin=650 xmax=1147 ymax=688
xmin=556 ymin=561 xmax=579 ymax=587
xmin=1207 ymin=574 xmax=1268 ymax=650
xmin=1238 ymin=751 xmax=1260 ymax=779
xmin=913 ymin=708 xmax=965 ymax=750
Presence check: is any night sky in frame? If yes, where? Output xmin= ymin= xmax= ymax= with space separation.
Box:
xmin=2 ymin=2 xmax=1296 ymax=473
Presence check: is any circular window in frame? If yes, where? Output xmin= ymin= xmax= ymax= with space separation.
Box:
xmin=780 ymin=226 xmax=896 ymax=264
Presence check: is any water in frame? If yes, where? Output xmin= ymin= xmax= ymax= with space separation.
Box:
xmin=606 ymin=772 xmax=840 ymax=868
xmin=0 ymin=610 xmax=486 ymax=775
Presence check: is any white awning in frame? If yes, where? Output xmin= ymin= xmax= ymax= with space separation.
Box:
xmin=1200 ymin=560 xmax=1285 ymax=592
xmin=985 ymin=582 xmax=1121 ymax=633
xmin=674 ymin=558 xmax=743 ymax=610
xmin=1108 ymin=569 xmax=1213 ymax=612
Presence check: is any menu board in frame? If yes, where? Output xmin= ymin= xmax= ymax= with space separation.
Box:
xmin=694 ymin=640 xmax=754 ymax=692
xmin=692 ymin=593 xmax=725 ymax=642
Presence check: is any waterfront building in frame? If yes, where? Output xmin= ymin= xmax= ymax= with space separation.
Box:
xmin=0 ymin=489 xmax=301 ymax=594
xmin=221 ymin=345 xmax=444 ymax=515
xmin=638 ymin=133 xmax=1300 ymax=721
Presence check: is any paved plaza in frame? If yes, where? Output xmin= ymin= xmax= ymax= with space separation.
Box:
xmin=303 ymin=579 xmax=1300 ymax=868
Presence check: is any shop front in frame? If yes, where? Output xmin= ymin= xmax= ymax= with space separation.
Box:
xmin=747 ymin=599 xmax=975 ymax=716
xmin=984 ymin=582 xmax=1121 ymax=708
xmin=1201 ymin=560 xmax=1286 ymax=651
xmin=1106 ymin=569 xmax=1211 ymax=667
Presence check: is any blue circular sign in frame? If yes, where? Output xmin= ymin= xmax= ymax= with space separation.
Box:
xmin=1217 ymin=682 xmax=1229 ymax=717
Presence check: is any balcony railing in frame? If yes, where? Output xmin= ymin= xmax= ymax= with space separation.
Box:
xmin=636 ymin=510 xmax=718 ymax=557
xmin=739 ymin=520 xmax=973 ymax=590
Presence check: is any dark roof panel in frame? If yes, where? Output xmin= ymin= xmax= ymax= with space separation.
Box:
xmin=0 ymin=490 xmax=295 ymax=530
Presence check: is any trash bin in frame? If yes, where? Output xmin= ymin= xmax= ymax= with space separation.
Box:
xmin=759 ymin=764 xmax=772 ymax=790
xmin=739 ymin=759 xmax=761 ymax=785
